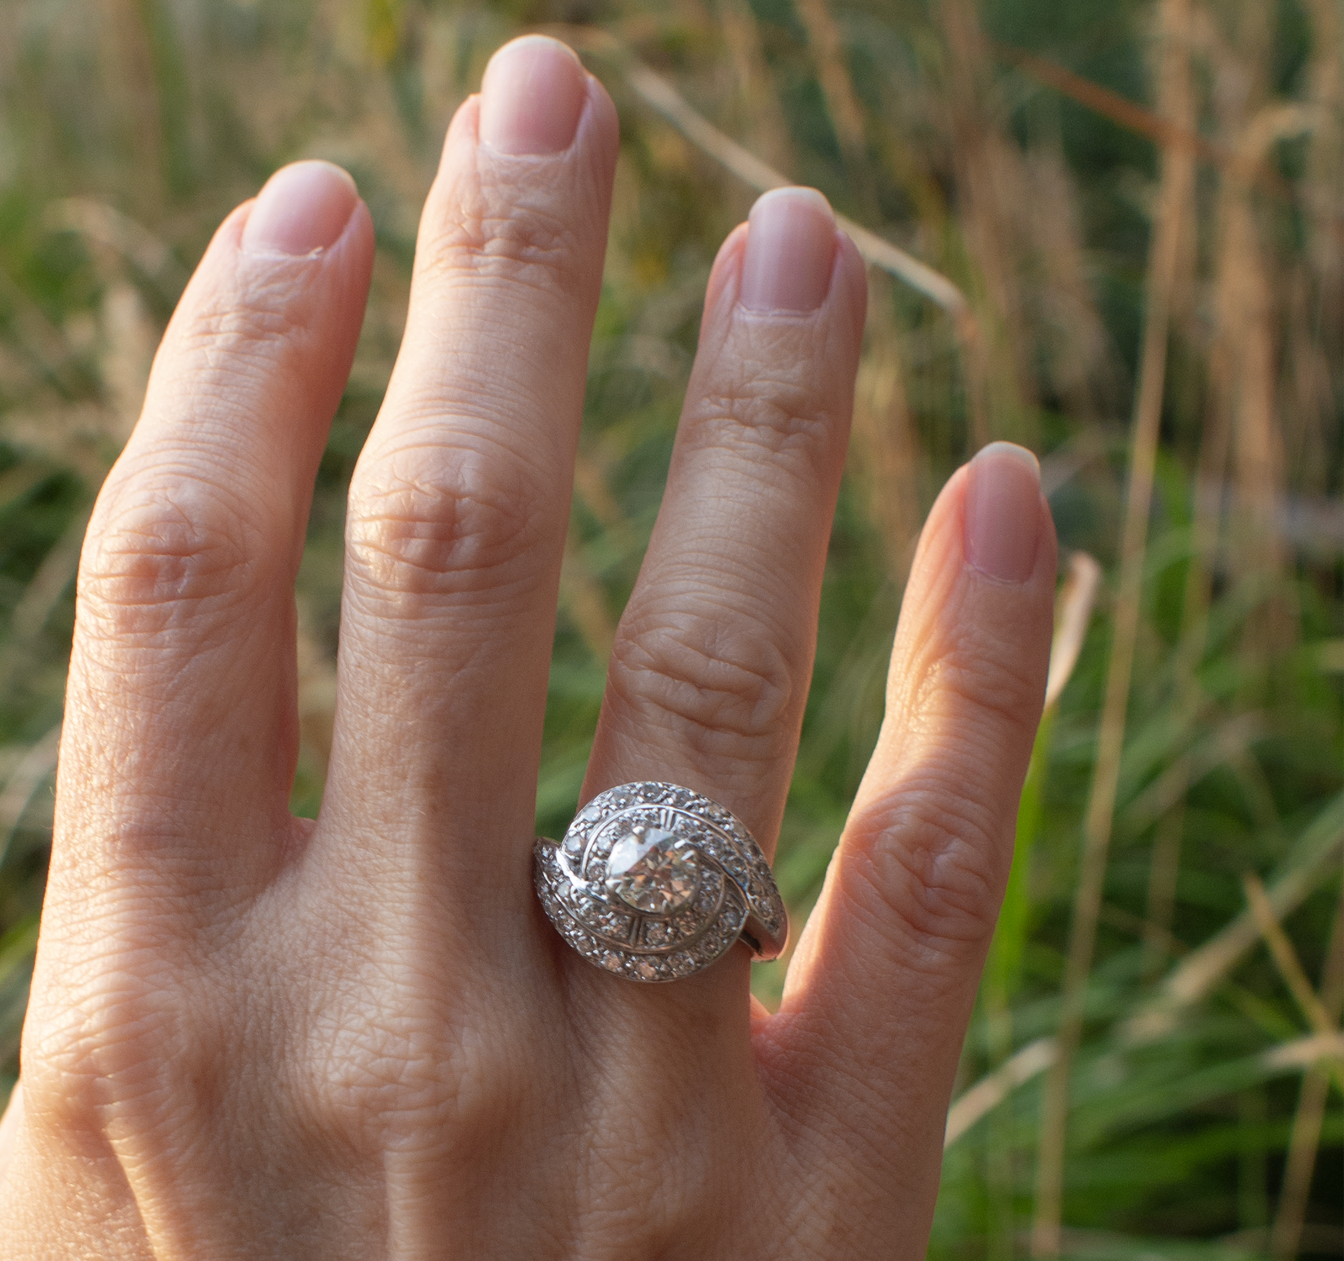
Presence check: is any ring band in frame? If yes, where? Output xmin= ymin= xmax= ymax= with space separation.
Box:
xmin=533 ymin=781 xmax=788 ymax=983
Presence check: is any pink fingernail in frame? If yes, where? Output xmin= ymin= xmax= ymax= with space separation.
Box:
xmin=242 ymin=161 xmax=358 ymax=256
xmin=740 ymin=187 xmax=837 ymax=313
xmin=965 ymin=442 xmax=1042 ymax=583
xmin=479 ymin=36 xmax=586 ymax=156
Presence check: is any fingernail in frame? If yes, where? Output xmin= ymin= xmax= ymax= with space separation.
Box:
xmin=965 ymin=442 xmax=1042 ymax=583
xmin=480 ymin=36 xmax=586 ymax=156
xmin=242 ymin=161 xmax=358 ymax=256
xmin=740 ymin=187 xmax=837 ymax=313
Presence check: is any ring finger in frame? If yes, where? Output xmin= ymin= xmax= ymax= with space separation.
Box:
xmin=576 ymin=187 xmax=866 ymax=988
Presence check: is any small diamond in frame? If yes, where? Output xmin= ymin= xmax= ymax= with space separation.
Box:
xmin=645 ymin=919 xmax=672 ymax=947
xmin=598 ymin=910 xmax=632 ymax=937
xmin=579 ymin=803 xmax=602 ymax=822
xmin=606 ymin=825 xmax=699 ymax=914
xmin=636 ymin=960 xmax=659 ymax=980
xmin=602 ymin=951 xmax=623 ymax=971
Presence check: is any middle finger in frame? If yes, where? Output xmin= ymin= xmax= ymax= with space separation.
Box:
xmin=317 ymin=39 xmax=617 ymax=894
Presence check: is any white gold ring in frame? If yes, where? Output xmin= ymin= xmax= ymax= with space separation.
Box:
xmin=533 ymin=781 xmax=788 ymax=983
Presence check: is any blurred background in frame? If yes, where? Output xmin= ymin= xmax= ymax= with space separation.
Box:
xmin=0 ymin=0 xmax=1341 ymax=1255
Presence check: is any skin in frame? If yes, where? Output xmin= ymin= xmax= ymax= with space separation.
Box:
xmin=0 ymin=36 xmax=1056 ymax=1260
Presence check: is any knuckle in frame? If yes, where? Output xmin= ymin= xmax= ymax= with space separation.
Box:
xmin=313 ymin=1015 xmax=458 ymax=1128
xmin=418 ymin=176 xmax=587 ymax=300
xmin=609 ymin=610 xmax=795 ymax=756
xmin=345 ymin=443 xmax=542 ymax=604
xmin=15 ymin=1054 xmax=100 ymax=1138
xmin=904 ymin=619 xmax=1045 ymax=750
xmin=17 ymin=1012 xmax=101 ymax=1130
xmin=304 ymin=989 xmax=529 ymax=1153
xmin=18 ymin=945 xmax=180 ymax=1135
xmin=842 ymin=773 xmax=1008 ymax=961
xmin=691 ymin=375 xmax=836 ymax=461
xmin=166 ymin=267 xmax=332 ymax=393
xmin=178 ymin=288 xmax=299 ymax=362
xmin=78 ymin=481 xmax=260 ymax=638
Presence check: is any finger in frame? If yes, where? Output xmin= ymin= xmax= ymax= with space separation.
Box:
xmin=55 ymin=162 xmax=373 ymax=895
xmin=775 ymin=444 xmax=1056 ymax=1207
xmin=316 ymin=39 xmax=618 ymax=896
xmin=529 ymin=195 xmax=863 ymax=1223
xmin=582 ymin=189 xmax=865 ymax=850
xmin=562 ymin=190 xmax=863 ymax=1015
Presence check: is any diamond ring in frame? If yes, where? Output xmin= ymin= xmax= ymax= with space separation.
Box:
xmin=533 ymin=781 xmax=788 ymax=983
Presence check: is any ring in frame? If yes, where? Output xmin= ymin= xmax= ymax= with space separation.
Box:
xmin=533 ymin=781 xmax=788 ymax=983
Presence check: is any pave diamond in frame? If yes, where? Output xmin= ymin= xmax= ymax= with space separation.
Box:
xmin=644 ymin=919 xmax=673 ymax=947
xmin=605 ymin=825 xmax=699 ymax=914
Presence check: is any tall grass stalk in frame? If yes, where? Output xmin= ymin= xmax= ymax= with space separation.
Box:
xmin=1031 ymin=0 xmax=1196 ymax=1252
xmin=1271 ymin=887 xmax=1344 ymax=1260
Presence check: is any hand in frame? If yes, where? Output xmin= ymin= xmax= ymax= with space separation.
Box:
xmin=0 ymin=35 xmax=1055 ymax=1259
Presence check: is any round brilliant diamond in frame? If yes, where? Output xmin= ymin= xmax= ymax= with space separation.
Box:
xmin=605 ymin=824 xmax=699 ymax=914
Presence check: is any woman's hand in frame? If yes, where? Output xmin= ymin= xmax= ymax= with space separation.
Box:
xmin=0 ymin=35 xmax=1055 ymax=1259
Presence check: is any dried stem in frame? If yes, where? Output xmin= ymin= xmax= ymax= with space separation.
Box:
xmin=613 ymin=52 xmax=971 ymax=316
xmin=1044 ymin=554 xmax=1103 ymax=711
xmin=945 ymin=1037 xmax=1057 ymax=1149
xmin=995 ymin=41 xmax=1292 ymax=200
xmin=1271 ymin=882 xmax=1344 ymax=1260
xmin=1031 ymin=1 xmax=1196 ymax=1252
xmin=1243 ymin=873 xmax=1337 ymax=1037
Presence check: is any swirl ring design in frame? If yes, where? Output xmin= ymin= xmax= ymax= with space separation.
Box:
xmin=533 ymin=782 xmax=788 ymax=983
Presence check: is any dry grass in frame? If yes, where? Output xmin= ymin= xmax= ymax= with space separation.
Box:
xmin=0 ymin=0 xmax=1340 ymax=1256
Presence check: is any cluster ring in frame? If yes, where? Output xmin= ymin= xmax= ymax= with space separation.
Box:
xmin=533 ymin=781 xmax=788 ymax=983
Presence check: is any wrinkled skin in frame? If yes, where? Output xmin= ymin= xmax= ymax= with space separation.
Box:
xmin=0 ymin=35 xmax=1055 ymax=1260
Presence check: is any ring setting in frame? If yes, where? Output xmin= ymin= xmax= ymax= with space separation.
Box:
xmin=533 ymin=782 xmax=788 ymax=983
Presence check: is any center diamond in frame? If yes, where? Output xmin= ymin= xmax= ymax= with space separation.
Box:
xmin=605 ymin=825 xmax=698 ymax=914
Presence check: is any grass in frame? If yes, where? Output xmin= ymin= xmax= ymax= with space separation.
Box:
xmin=0 ymin=0 xmax=1341 ymax=1256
